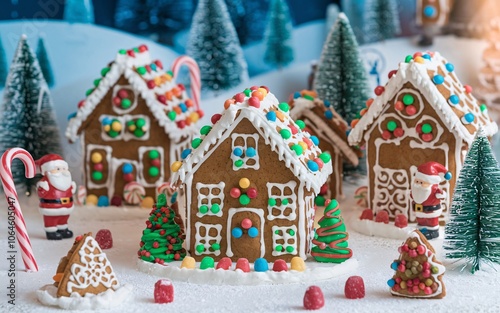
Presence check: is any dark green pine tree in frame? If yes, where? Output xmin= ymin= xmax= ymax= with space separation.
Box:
xmin=362 ymin=0 xmax=401 ymax=43
xmin=313 ymin=13 xmax=369 ymax=125
xmin=0 ymin=35 xmax=62 ymax=194
xmin=263 ymin=0 xmax=294 ymax=69
xmin=187 ymin=0 xmax=248 ymax=92
xmin=64 ymin=0 xmax=95 ymax=24
xmin=0 ymin=35 xmax=8 ymax=87
xmin=444 ymin=128 xmax=500 ymax=273
xmin=36 ymin=37 xmax=54 ymax=88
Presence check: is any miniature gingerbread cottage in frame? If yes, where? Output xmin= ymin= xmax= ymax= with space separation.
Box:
xmin=289 ymin=90 xmax=361 ymax=199
xmin=171 ymin=86 xmax=333 ymax=263
xmin=66 ymin=46 xmax=202 ymax=203
xmin=348 ymin=52 xmax=498 ymax=222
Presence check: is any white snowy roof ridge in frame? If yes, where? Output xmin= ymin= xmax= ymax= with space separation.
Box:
xmin=348 ymin=52 xmax=498 ymax=146
xmin=174 ymin=93 xmax=332 ymax=193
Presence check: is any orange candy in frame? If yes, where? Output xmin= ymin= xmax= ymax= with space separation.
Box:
xmin=414 ymin=56 xmax=425 ymax=64
xmin=185 ymin=99 xmax=194 ymax=107
xmin=366 ymin=98 xmax=374 ymax=107
xmin=165 ymin=91 xmax=173 ymax=101
xmin=154 ymin=77 xmax=162 ymax=86
xmin=173 ymin=106 xmax=182 ymax=114
xmin=275 ymin=111 xmax=285 ymax=122
xmin=172 ymin=87 xmax=181 ymax=97
xmin=351 ymin=119 xmax=359 ymax=128
xmin=224 ymin=99 xmax=235 ymax=109
xmin=252 ymin=90 xmax=264 ymax=101
xmin=257 ymin=87 xmax=268 ymax=98
xmin=360 ymin=108 xmax=368 ymax=116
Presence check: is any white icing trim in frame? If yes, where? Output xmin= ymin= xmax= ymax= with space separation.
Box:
xmin=86 ymin=144 xmax=113 ymax=190
xmin=226 ymin=208 xmax=265 ymax=258
xmin=137 ymin=146 xmax=165 ymax=188
xmin=194 ymin=222 xmax=223 ymax=256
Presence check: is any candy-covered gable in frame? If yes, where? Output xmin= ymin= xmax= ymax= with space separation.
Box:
xmin=171 ymin=86 xmax=333 ymax=263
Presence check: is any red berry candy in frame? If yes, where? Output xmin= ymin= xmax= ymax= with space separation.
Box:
xmin=248 ymin=96 xmax=260 ymax=108
xmin=211 ymin=113 xmax=222 ymax=124
xmin=118 ymin=89 xmax=129 ymax=99
xmin=95 ymin=229 xmax=113 ymax=249
xmin=93 ymin=163 xmax=104 ymax=171
xmin=151 ymin=159 xmax=161 ymax=167
xmin=375 ymin=210 xmax=389 ymax=224
xmin=250 ymin=85 xmax=259 ymax=91
xmin=303 ymin=286 xmax=324 ymax=310
xmin=374 ymin=86 xmax=385 ymax=96
xmin=113 ymin=96 xmax=122 ymax=106
xmin=247 ymin=188 xmax=258 ymax=199
xmin=138 ymin=45 xmax=148 ymax=52
xmin=359 ymin=209 xmax=374 ymax=220
xmin=344 ymin=276 xmax=365 ymax=299
xmin=147 ymin=80 xmax=156 ymax=89
xmin=388 ymin=69 xmax=397 ymax=79
xmin=235 ymin=258 xmax=250 ymax=272
xmin=157 ymin=95 xmax=166 ymax=104
xmin=394 ymin=101 xmax=404 ymax=111
xmin=153 ymin=242 xmax=159 ymax=248
xmin=234 ymin=92 xmax=245 ymax=103
xmin=464 ymin=85 xmax=473 ymax=93
xmin=393 ymin=127 xmax=404 ymax=138
xmin=319 ymin=183 xmax=328 ymax=195
xmin=110 ymin=195 xmax=122 ymax=207
xmin=78 ymin=100 xmax=85 ymax=108
xmin=394 ymin=214 xmax=408 ymax=228
xmin=154 ymin=279 xmax=174 ymax=304
xmin=421 ymin=133 xmax=433 ymax=142
xmin=272 ymin=259 xmax=288 ymax=272
xmin=381 ymin=130 xmax=392 ymax=140
xmin=405 ymin=105 xmax=417 ymax=116
xmin=216 ymin=257 xmax=232 ymax=270
xmin=177 ymin=120 xmax=186 ymax=129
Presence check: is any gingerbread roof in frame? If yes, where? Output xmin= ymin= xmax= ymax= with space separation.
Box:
xmin=348 ymin=52 xmax=498 ymax=146
xmin=290 ymin=91 xmax=360 ymax=166
xmin=172 ymin=87 xmax=333 ymax=193
xmin=65 ymin=45 xmax=201 ymax=142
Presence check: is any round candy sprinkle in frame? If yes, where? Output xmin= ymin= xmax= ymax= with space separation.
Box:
xmin=448 ymin=95 xmax=459 ymax=105
xmin=403 ymin=94 xmax=414 ymax=105
xmin=247 ymin=188 xmax=257 ymax=199
xmin=480 ymin=104 xmax=488 ymax=113
xmin=239 ymin=178 xmax=250 ymax=189
xmin=122 ymin=163 xmax=133 ymax=174
xmin=445 ymin=63 xmax=454 ymax=72
xmin=243 ymin=89 xmax=252 ymax=97
xmin=248 ymin=227 xmax=258 ymax=238
xmin=246 ymin=147 xmax=256 ymax=157
xmin=91 ymin=152 xmax=103 ymax=163
xmin=382 ymin=130 xmax=391 ymax=140
xmin=307 ymin=160 xmax=319 ymax=172
xmin=234 ymin=92 xmax=245 ymax=103
xmin=324 ymin=100 xmax=331 ymax=107
xmin=310 ymin=136 xmax=319 ymax=145
xmin=324 ymin=110 xmax=333 ymax=119
xmin=151 ymin=159 xmax=161 ymax=167
xmin=171 ymin=161 xmax=182 ymax=172
xmin=296 ymin=120 xmax=305 ymax=130
xmin=395 ymin=101 xmax=404 ymax=111
xmin=394 ymin=127 xmax=404 ymax=137
xmin=374 ymin=85 xmax=385 ymax=96
xmin=192 ymin=138 xmax=202 ymax=149
xmin=199 ymin=205 xmax=208 ymax=214
xmin=241 ymin=218 xmax=252 ymax=229
xmin=424 ymin=5 xmax=436 ymax=17
xmin=200 ymin=125 xmax=212 ymax=136
xmin=149 ymin=166 xmax=159 ymax=177
xmin=464 ymin=85 xmax=473 ymax=93
xmin=254 ymin=258 xmax=268 ymax=272
xmin=388 ymin=70 xmax=397 ymax=79
xmin=414 ymin=56 xmax=425 ymax=64
xmin=405 ymin=105 xmax=417 ymax=116
xmin=405 ymin=55 xmax=413 ymax=63
xmin=230 ymin=188 xmax=241 ymax=198
xmin=293 ymin=91 xmax=301 ymax=98
xmin=211 ymin=113 xmax=222 ymax=124
xmin=463 ymin=113 xmax=475 ymax=124
xmin=234 ymin=160 xmax=244 ymax=167
xmin=422 ymin=124 xmax=433 ymax=134
xmin=432 ymin=75 xmax=444 ymax=85
xmin=252 ymin=90 xmax=264 ymax=101
xmin=280 ymin=129 xmax=291 ymax=139
xmin=233 ymin=147 xmax=243 ymax=157
xmin=92 ymin=171 xmax=103 ymax=181
xmin=111 ymin=120 xmax=122 ymax=132
xmin=94 ymin=163 xmax=104 ymax=171
xmin=286 ymin=246 xmax=294 ymax=253
xmin=211 ymin=203 xmax=220 ymax=214
xmin=291 ymin=144 xmax=303 ymax=156
xmin=319 ymin=152 xmax=331 ymax=163
xmin=239 ymin=194 xmax=250 ymax=205
xmin=278 ymin=102 xmax=289 ymax=112
xmin=266 ymin=111 xmax=276 ymax=122
xmin=387 ymin=121 xmax=397 ymax=132
xmin=268 ymin=198 xmax=277 ymax=206
xmin=167 ymin=111 xmax=176 ymax=121
xmin=248 ymin=96 xmax=260 ymax=108
xmin=181 ymin=149 xmax=192 ymax=159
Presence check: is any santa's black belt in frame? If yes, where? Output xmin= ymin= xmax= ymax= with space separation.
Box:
xmin=39 ymin=197 xmax=73 ymax=204
xmin=414 ymin=203 xmax=440 ymax=212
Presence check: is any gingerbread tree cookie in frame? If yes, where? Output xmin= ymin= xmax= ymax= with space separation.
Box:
xmin=138 ymin=194 xmax=186 ymax=264
xmin=388 ymin=230 xmax=446 ymax=299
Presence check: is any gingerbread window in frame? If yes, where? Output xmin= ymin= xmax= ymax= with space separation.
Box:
xmin=195 ymin=182 xmax=225 ymax=217
xmin=138 ymin=147 xmax=164 ymax=187
xmin=111 ymin=85 xmax=137 ymax=114
xmin=123 ymin=115 xmax=150 ymax=140
xmin=194 ymin=222 xmax=222 ymax=256
xmin=272 ymin=225 xmax=297 ymax=256
xmin=231 ymin=133 xmax=259 ymax=170
xmin=266 ymin=181 xmax=297 ymax=221
xmin=100 ymin=115 xmax=124 ymax=141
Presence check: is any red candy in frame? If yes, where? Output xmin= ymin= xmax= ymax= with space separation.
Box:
xmin=375 ymin=210 xmax=389 ymax=224
xmin=94 ymin=163 xmax=104 ymax=171
xmin=393 ymin=127 xmax=404 ymax=138
xmin=113 ymin=96 xmax=122 ymax=106
xmin=230 ymin=187 xmax=241 ymax=198
xmin=154 ymin=279 xmax=174 ymax=304
xmin=272 ymin=259 xmax=288 ymax=272
xmin=417 ymin=245 xmax=426 ymax=255
xmin=319 ymin=183 xmax=328 ymax=195
xmin=78 ymin=100 xmax=85 ymax=108
xmin=235 ymin=258 xmax=250 ymax=272
xmin=95 ymin=229 xmax=113 ymax=249
xmin=421 ymin=133 xmax=433 ymax=142
xmin=359 ymin=209 xmax=373 ymax=220
xmin=248 ymin=96 xmax=260 ymax=108
xmin=405 ymin=105 xmax=417 ymax=116
xmin=123 ymin=173 xmax=134 ymax=182
xmin=250 ymin=86 xmax=259 ymax=91
xmin=247 ymin=188 xmax=258 ymax=199
xmin=157 ymin=95 xmax=166 ymax=104
xmin=464 ymin=85 xmax=473 ymax=93
xmin=381 ymin=130 xmax=392 ymax=140
xmin=388 ymin=70 xmax=397 ymax=79
xmin=394 ymin=100 xmax=404 ymax=111
xmin=374 ymin=85 xmax=385 ymax=96
xmin=241 ymin=218 xmax=252 ymax=229
xmin=216 ymin=257 xmax=232 ymax=270
xmin=147 ymin=80 xmax=156 ymax=89
xmin=344 ymin=276 xmax=365 ymax=299
xmin=118 ymin=89 xmax=129 ymax=99
xmin=138 ymin=45 xmax=148 ymax=52
xmin=234 ymin=92 xmax=245 ymax=103
xmin=211 ymin=113 xmax=222 ymax=124
xmin=110 ymin=195 xmax=122 ymax=207
xmin=289 ymin=125 xmax=298 ymax=135
xmin=303 ymin=286 xmax=324 ymax=310
xmin=151 ymin=159 xmax=161 ymax=167
xmin=394 ymin=214 xmax=408 ymax=228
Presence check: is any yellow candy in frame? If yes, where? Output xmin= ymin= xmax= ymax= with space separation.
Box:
xmin=103 ymin=125 xmax=111 ymax=132
xmin=414 ymin=56 xmax=425 ymax=64
xmin=91 ymin=152 xmax=102 ymax=163
xmin=171 ymin=161 xmax=182 ymax=172
xmin=128 ymin=125 xmax=136 ymax=131
xmin=290 ymin=256 xmax=306 ymax=272
xmin=257 ymin=87 xmax=268 ymax=98
xmin=275 ymin=111 xmax=285 ymax=122
xmin=141 ymin=196 xmax=155 ymax=209
xmin=298 ymin=141 xmax=308 ymax=151
xmin=190 ymin=112 xmax=200 ymax=123
xmin=239 ymin=178 xmax=250 ymax=189
xmin=154 ymin=76 xmax=162 ymax=86
xmin=180 ymin=256 xmax=196 ymax=269
xmin=111 ymin=121 xmax=122 ymax=132
xmin=86 ymin=194 xmax=98 ymax=206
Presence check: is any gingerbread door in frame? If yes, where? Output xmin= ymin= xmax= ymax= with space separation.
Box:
xmin=226 ymin=208 xmax=265 ymax=262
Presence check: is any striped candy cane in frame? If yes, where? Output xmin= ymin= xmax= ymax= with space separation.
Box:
xmin=172 ymin=55 xmax=201 ymax=110
xmin=0 ymin=148 xmax=38 ymax=272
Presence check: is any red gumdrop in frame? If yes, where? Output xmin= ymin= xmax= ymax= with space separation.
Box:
xmin=118 ymin=89 xmax=129 ymax=99
xmin=394 ymin=101 xmax=404 ymax=111
xmin=93 ymin=163 xmax=104 ymax=171
xmin=147 ymin=80 xmax=156 ymax=89
xmin=319 ymin=183 xmax=328 ymax=195
xmin=216 ymin=257 xmax=232 ymax=270
xmin=344 ymin=276 xmax=365 ymax=299
xmin=95 ymin=229 xmax=113 ymax=249
xmin=303 ymin=286 xmax=324 ymax=310
xmin=314 ymin=158 xmax=324 ymax=170
xmin=197 ymin=110 xmax=204 ymax=118
xmin=421 ymin=133 xmax=433 ymax=142
xmin=273 ymin=259 xmax=288 ymax=272
xmin=382 ymin=130 xmax=392 ymax=140
xmin=247 ymin=188 xmax=258 ymax=199
xmin=248 ymin=96 xmax=260 ymax=108
xmin=110 ymin=195 xmax=122 ymax=207
xmin=177 ymin=120 xmax=186 ymax=129
xmin=374 ymin=86 xmax=385 ymax=96
xmin=393 ymin=127 xmax=404 ymax=138
xmin=234 ymin=92 xmax=246 ymax=103
xmin=413 ymin=52 xmax=423 ymax=58
xmin=78 ymin=100 xmax=85 ymax=108
xmin=211 ymin=114 xmax=222 ymax=124
xmin=151 ymin=159 xmax=161 ymax=167
xmin=388 ymin=70 xmax=397 ymax=79
xmin=155 ymin=60 xmax=163 ymax=69
xmin=138 ymin=45 xmax=148 ymax=52
xmin=464 ymin=85 xmax=473 ymax=93
xmin=394 ymin=214 xmax=408 ymax=228
xmin=235 ymin=258 xmax=250 ymax=272
xmin=375 ymin=211 xmax=389 ymax=224
xmin=359 ymin=209 xmax=374 ymax=220
xmin=289 ymin=125 xmax=298 ymax=135
xmin=154 ymin=279 xmax=174 ymax=304
xmin=250 ymin=86 xmax=259 ymax=91
xmin=157 ymin=95 xmax=166 ymax=104
xmin=405 ymin=105 xmax=417 ymax=116
xmin=230 ymin=187 xmax=241 ymax=198
xmin=177 ymin=83 xmax=185 ymax=91
xmin=416 ymin=123 xmax=423 ymax=134
xmin=123 ymin=173 xmax=134 ymax=182
xmin=113 ymin=96 xmax=122 ymax=106
xmin=241 ymin=218 xmax=252 ymax=229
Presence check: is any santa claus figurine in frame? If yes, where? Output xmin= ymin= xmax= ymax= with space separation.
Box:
xmin=411 ymin=161 xmax=452 ymax=240
xmin=36 ymin=154 xmax=76 ymax=240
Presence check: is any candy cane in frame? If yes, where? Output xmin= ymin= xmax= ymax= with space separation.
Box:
xmin=123 ymin=181 xmax=145 ymax=205
xmin=354 ymin=186 xmax=368 ymax=207
xmin=0 ymin=148 xmax=38 ymax=272
xmin=76 ymin=185 xmax=87 ymax=205
xmin=156 ymin=182 xmax=174 ymax=198
xmin=172 ymin=55 xmax=201 ymax=110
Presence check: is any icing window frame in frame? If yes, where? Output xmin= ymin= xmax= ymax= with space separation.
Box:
xmin=137 ymin=146 xmax=165 ymax=188
xmin=111 ymin=85 xmax=137 ymax=115
xmin=271 ymin=225 xmax=298 ymax=256
xmin=230 ymin=133 xmax=260 ymax=171
xmin=194 ymin=222 xmax=222 ymax=256
xmin=86 ymin=144 xmax=112 ymax=189
xmin=195 ymin=182 xmax=225 ymax=218
xmin=266 ymin=181 xmax=297 ymax=221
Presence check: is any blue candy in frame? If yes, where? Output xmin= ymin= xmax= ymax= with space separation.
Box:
xmin=248 ymin=227 xmax=258 ymax=238
xmin=181 ymin=149 xmax=192 ymax=159
xmin=179 ymin=103 xmax=188 ymax=113
xmin=423 ymin=5 xmax=436 ymax=17
xmin=324 ymin=100 xmax=331 ymax=107
xmin=463 ymin=113 xmax=475 ymax=123
xmin=231 ymin=227 xmax=243 ymax=239
xmin=102 ymin=116 xmax=112 ymax=125
xmin=97 ymin=195 xmax=109 ymax=207
xmin=254 ymin=258 xmax=269 ymax=272
xmin=266 ymin=111 xmax=276 ymax=122
xmin=324 ymin=110 xmax=333 ymax=119
xmin=293 ymin=91 xmax=301 ymax=99
xmin=445 ymin=63 xmax=454 ymax=72
xmin=444 ymin=172 xmax=452 ymax=180
xmin=67 ymin=112 xmax=77 ymax=120
xmin=122 ymin=163 xmax=133 ymax=174
xmin=432 ymin=74 xmax=444 ymax=85
xmin=246 ymin=147 xmax=256 ymax=158
xmin=233 ymin=147 xmax=243 ymax=157
xmin=307 ymin=160 xmax=319 ymax=172
xmin=387 ymin=278 xmax=396 ymax=288
xmin=310 ymin=136 xmax=319 ymax=146
xmin=391 ymin=261 xmax=399 ymax=270
xmin=448 ymin=95 xmax=459 ymax=105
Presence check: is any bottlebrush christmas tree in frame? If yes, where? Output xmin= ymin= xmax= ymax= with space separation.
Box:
xmin=311 ymin=199 xmax=353 ymax=263
xmin=313 ymin=13 xmax=369 ymax=125
xmin=64 ymin=0 xmax=95 ymax=24
xmin=36 ymin=37 xmax=54 ymax=88
xmin=0 ymin=35 xmax=62 ymax=194
xmin=187 ymin=0 xmax=248 ymax=92
xmin=138 ymin=194 xmax=186 ymax=264
xmin=0 ymin=35 xmax=7 ymax=87
xmin=263 ymin=0 xmax=294 ymax=68
xmin=444 ymin=128 xmax=500 ymax=273
xmin=362 ymin=0 xmax=401 ymax=43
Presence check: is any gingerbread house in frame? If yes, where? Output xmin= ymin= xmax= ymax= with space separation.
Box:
xmin=289 ymin=90 xmax=361 ymax=199
xmin=171 ymin=87 xmax=333 ymax=263
xmin=348 ymin=52 xmax=498 ymax=222
xmin=416 ymin=0 xmax=453 ymax=27
xmin=66 ymin=45 xmax=202 ymax=203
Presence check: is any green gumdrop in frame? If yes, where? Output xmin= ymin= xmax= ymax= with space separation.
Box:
xmin=405 ymin=55 xmax=413 ymax=63
xmin=92 ymin=171 xmax=103 ymax=181
xmin=149 ymin=166 xmax=159 ymax=177
xmin=315 ymin=196 xmax=325 ymax=206
xmin=200 ymin=256 xmax=215 ymax=270
xmin=192 ymin=138 xmax=202 ymax=149
xmin=278 ymin=102 xmax=289 ymax=112
xmin=121 ymin=98 xmax=131 ymax=109
xmin=196 ymin=244 xmax=205 ymax=253
xmin=93 ymin=78 xmax=101 ymax=87
xmin=280 ymin=129 xmax=291 ymax=139
xmin=239 ymin=194 xmax=250 ymax=205
xmin=108 ymin=130 xmax=119 ymax=138
xmin=243 ymin=89 xmax=252 ymax=96
xmin=403 ymin=94 xmax=414 ymax=105
xmin=118 ymin=49 xmax=127 ymax=55
xmin=422 ymin=123 xmax=433 ymax=134
xmin=319 ymin=152 xmax=331 ymax=163
xmin=282 ymin=198 xmax=289 ymax=205
xmin=86 ymin=88 xmax=94 ymax=96
xmin=275 ymin=245 xmax=283 ymax=252
xmin=234 ymin=160 xmax=244 ymax=167
xmin=199 ymin=205 xmax=208 ymax=214
xmin=149 ymin=150 xmax=159 ymax=159
xmin=268 ymin=198 xmax=277 ymax=206
xmin=387 ymin=121 xmax=397 ymax=131
xmin=136 ymin=118 xmax=146 ymax=128
xmin=200 ymin=125 xmax=212 ymax=136
xmin=211 ymin=243 xmax=220 ymax=251
xmin=210 ymin=203 xmax=220 ymax=214
xmin=286 ymin=246 xmax=294 ymax=253
xmin=167 ymin=111 xmax=177 ymax=121
xmin=295 ymin=120 xmax=305 ymax=130
xmin=101 ymin=67 xmax=110 ymax=77
xmin=136 ymin=67 xmax=147 ymax=75
xmin=288 ymin=229 xmax=295 ymax=236
xmin=134 ymin=129 xmax=145 ymax=137
xmin=291 ymin=144 xmax=303 ymax=156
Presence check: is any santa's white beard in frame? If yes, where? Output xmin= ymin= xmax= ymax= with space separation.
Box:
xmin=47 ymin=171 xmax=72 ymax=191
xmin=411 ymin=183 xmax=432 ymax=204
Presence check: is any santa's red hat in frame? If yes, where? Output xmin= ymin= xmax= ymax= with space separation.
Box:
xmin=414 ymin=161 xmax=452 ymax=184
xmin=36 ymin=154 xmax=67 ymax=173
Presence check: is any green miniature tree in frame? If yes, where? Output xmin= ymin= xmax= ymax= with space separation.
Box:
xmin=0 ymin=35 xmax=8 ymax=87
xmin=36 ymin=37 xmax=54 ymax=88
xmin=64 ymin=0 xmax=95 ymax=24
xmin=0 ymin=35 xmax=62 ymax=194
xmin=186 ymin=0 xmax=248 ymax=92
xmin=138 ymin=194 xmax=186 ymax=264
xmin=444 ymin=128 xmax=500 ymax=273
xmin=263 ymin=0 xmax=294 ymax=68
xmin=313 ymin=13 xmax=369 ymax=125
xmin=311 ymin=199 xmax=353 ymax=263
xmin=363 ymin=0 xmax=401 ymax=43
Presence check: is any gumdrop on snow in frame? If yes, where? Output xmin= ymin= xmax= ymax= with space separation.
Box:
xmin=95 ymin=229 xmax=113 ymax=249
xmin=345 ymin=276 xmax=365 ymax=299
xmin=303 ymin=285 xmax=325 ymax=310
xmin=154 ymin=279 xmax=174 ymax=304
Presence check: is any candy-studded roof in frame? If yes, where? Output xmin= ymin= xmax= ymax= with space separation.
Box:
xmin=65 ymin=45 xmax=202 ymax=142
xmin=289 ymin=90 xmax=360 ymax=166
xmin=348 ymin=51 xmax=498 ymax=146
xmin=172 ymin=86 xmax=333 ymax=193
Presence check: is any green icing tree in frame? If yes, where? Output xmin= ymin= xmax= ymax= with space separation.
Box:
xmin=363 ymin=0 xmax=401 ymax=43
xmin=64 ymin=0 xmax=95 ymax=24
xmin=138 ymin=194 xmax=186 ymax=264
xmin=311 ymin=199 xmax=353 ymax=263
xmin=0 ymin=35 xmax=8 ymax=87
xmin=313 ymin=13 xmax=369 ymax=125
xmin=444 ymin=128 xmax=500 ymax=273
xmin=0 ymin=35 xmax=62 ymax=194
xmin=263 ymin=0 xmax=294 ymax=68
xmin=187 ymin=0 xmax=248 ymax=92
xmin=36 ymin=37 xmax=54 ymax=88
